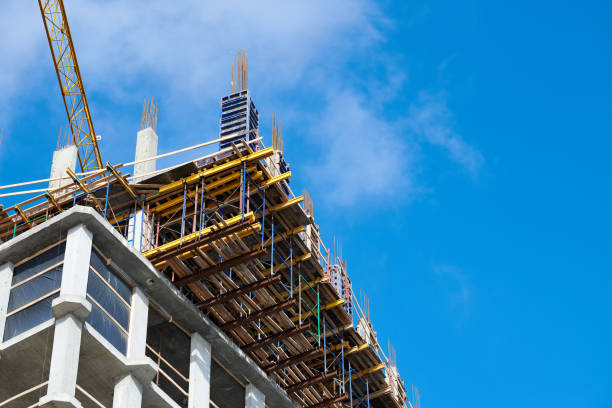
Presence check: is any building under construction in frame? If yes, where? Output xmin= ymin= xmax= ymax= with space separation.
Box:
xmin=0 ymin=3 xmax=411 ymax=408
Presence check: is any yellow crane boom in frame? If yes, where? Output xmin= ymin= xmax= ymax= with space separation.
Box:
xmin=37 ymin=0 xmax=103 ymax=172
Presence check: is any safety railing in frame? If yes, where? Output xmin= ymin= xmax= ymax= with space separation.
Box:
xmin=146 ymin=343 xmax=189 ymax=404
xmin=0 ymin=381 xmax=48 ymax=408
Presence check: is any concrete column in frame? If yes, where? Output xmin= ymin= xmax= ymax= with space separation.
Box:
xmin=188 ymin=333 xmax=211 ymax=408
xmin=127 ymin=287 xmax=149 ymax=359
xmin=40 ymin=224 xmax=93 ymax=408
xmin=245 ymin=384 xmax=265 ymax=408
xmin=112 ymin=374 xmax=143 ymax=408
xmin=60 ymin=224 xmax=93 ymax=299
xmin=127 ymin=209 xmax=148 ymax=251
xmin=134 ymin=128 xmax=158 ymax=183
xmin=0 ymin=262 xmax=14 ymax=343
xmin=49 ymin=145 xmax=78 ymax=191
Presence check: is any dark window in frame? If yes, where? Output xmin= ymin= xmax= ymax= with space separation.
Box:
xmin=3 ymin=293 xmax=58 ymax=341
xmin=12 ymin=242 xmax=65 ymax=285
xmin=86 ymin=247 xmax=132 ymax=355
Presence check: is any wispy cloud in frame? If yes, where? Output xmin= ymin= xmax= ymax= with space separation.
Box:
xmin=0 ymin=1 xmax=482 ymax=208
xmin=305 ymin=88 xmax=483 ymax=206
xmin=432 ymin=264 xmax=471 ymax=324
xmin=306 ymin=90 xmax=417 ymax=206
xmin=408 ymin=92 xmax=484 ymax=176
xmin=0 ymin=0 xmax=386 ymax=162
xmin=0 ymin=0 xmax=382 ymax=105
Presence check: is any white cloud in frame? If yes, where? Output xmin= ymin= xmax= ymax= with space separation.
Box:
xmin=0 ymin=0 xmax=385 ymax=164
xmin=408 ymin=92 xmax=483 ymax=176
xmin=432 ymin=264 xmax=471 ymax=324
xmin=305 ymin=89 xmax=483 ymax=206
xmin=306 ymin=90 xmax=416 ymax=206
xmin=0 ymin=1 xmax=482 ymax=207
xmin=0 ymin=0 xmax=381 ymax=105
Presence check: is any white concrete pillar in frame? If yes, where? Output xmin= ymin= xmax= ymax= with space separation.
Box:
xmin=123 ymin=289 xmax=155 ymax=408
xmin=0 ymin=262 xmax=14 ymax=343
xmin=134 ymin=128 xmax=158 ymax=183
xmin=40 ymin=224 xmax=93 ymax=408
xmin=127 ymin=209 xmax=153 ymax=252
xmin=40 ymin=314 xmax=86 ymax=408
xmin=49 ymin=145 xmax=78 ymax=191
xmin=127 ymin=287 xmax=149 ymax=359
xmin=60 ymin=224 xmax=93 ymax=299
xmin=188 ymin=333 xmax=211 ymax=408
xmin=245 ymin=384 xmax=265 ymax=408
xmin=112 ymin=374 xmax=143 ymax=408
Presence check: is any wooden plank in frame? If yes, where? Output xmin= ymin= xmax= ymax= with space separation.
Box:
xmin=242 ymin=323 xmax=311 ymax=353
xmin=174 ymin=248 xmax=267 ymax=286
xmin=286 ymin=370 xmax=338 ymax=394
xmin=197 ymin=274 xmax=282 ymax=310
xmin=221 ymin=298 xmax=296 ymax=330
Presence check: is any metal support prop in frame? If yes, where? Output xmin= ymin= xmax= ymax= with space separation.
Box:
xmin=323 ymin=318 xmax=327 ymax=372
xmin=103 ymin=182 xmax=110 ymax=218
xmin=139 ymin=204 xmax=145 ymax=251
xmin=317 ymin=285 xmax=320 ymax=346
xmin=261 ymin=190 xmax=266 ymax=247
xmin=349 ymin=363 xmax=353 ymax=408
xmin=271 ymin=217 xmax=275 ymax=276
xmin=180 ymin=182 xmax=187 ymax=238
xmin=342 ymin=338 xmax=345 ymax=393
xmin=199 ymin=179 xmax=205 ymax=232
xmin=240 ymin=164 xmax=246 ymax=220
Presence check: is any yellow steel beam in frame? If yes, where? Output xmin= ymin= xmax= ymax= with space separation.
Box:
xmin=153 ymin=223 xmax=262 ymax=269
xmin=152 ymin=165 xmax=257 ymax=213
xmin=161 ymin=222 xmax=303 ymax=268
xmin=158 ymin=147 xmax=273 ymax=195
xmin=143 ymin=211 xmax=256 ymax=258
xmin=351 ymin=363 xmax=386 ymax=379
xmin=158 ymin=171 xmax=263 ymax=218
xmin=270 ymin=195 xmax=303 ymax=212
xmin=45 ymin=191 xmax=63 ymax=212
xmin=16 ymin=206 xmax=32 ymax=228
xmin=282 ymin=275 xmax=329 ymax=298
xmin=262 ymin=171 xmax=291 ymax=188
xmin=345 ymin=342 xmax=370 ymax=356
xmin=249 ymin=225 xmax=305 ymax=252
xmin=320 ymin=298 xmax=345 ymax=311
xmin=291 ymin=298 xmax=345 ymax=323
xmin=270 ymin=253 xmax=311 ymax=275
xmin=66 ymin=168 xmax=103 ymax=210
xmin=106 ymin=162 xmax=136 ymax=199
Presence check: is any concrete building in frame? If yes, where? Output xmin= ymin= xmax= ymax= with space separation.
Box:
xmin=0 ymin=76 xmax=409 ymax=408
xmin=0 ymin=206 xmax=298 ymax=408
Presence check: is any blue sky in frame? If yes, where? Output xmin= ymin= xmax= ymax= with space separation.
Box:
xmin=1 ymin=1 xmax=611 ymax=406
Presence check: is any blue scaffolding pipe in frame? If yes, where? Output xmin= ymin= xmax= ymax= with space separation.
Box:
xmin=246 ymin=170 xmax=266 ymax=196
xmin=345 ymin=361 xmax=370 ymax=408
xmin=103 ymin=183 xmax=110 ymax=218
xmin=199 ymin=180 xmax=205 ymax=232
xmin=180 ymin=183 xmax=187 ymax=238
xmin=323 ymin=318 xmax=327 ymax=372
xmin=261 ymin=190 xmax=266 ymax=247
xmin=241 ymin=165 xmax=246 ymax=220
xmin=270 ymin=220 xmax=275 ymax=275
xmin=349 ymin=363 xmax=353 ymax=408
xmin=244 ymin=169 xmax=269 ymax=248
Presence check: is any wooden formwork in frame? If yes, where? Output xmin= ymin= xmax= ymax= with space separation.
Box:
xmin=0 ymin=142 xmax=408 ymax=408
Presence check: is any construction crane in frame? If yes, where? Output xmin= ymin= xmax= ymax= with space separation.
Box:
xmin=37 ymin=0 xmax=103 ymax=172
